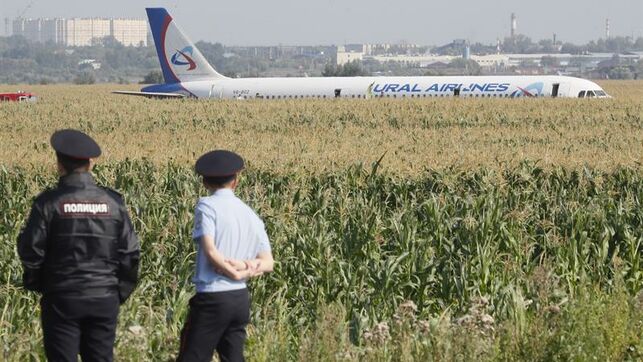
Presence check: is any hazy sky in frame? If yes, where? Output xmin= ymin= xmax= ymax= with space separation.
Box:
xmin=0 ymin=0 xmax=641 ymax=46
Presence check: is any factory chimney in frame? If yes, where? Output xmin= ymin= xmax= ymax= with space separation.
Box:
xmin=511 ymin=13 xmax=517 ymax=38
xmin=605 ymin=18 xmax=610 ymax=39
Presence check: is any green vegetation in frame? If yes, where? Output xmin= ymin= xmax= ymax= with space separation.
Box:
xmin=140 ymin=70 xmax=164 ymax=84
xmin=0 ymin=35 xmax=158 ymax=84
xmin=1 ymin=162 xmax=641 ymax=360
xmin=322 ymin=62 xmax=368 ymax=77
xmin=0 ymin=81 xmax=641 ymax=173
xmin=2 ymin=33 xmax=643 ymax=83
xmin=0 ymin=82 xmax=641 ymax=360
xmin=0 ymin=36 xmax=333 ymax=83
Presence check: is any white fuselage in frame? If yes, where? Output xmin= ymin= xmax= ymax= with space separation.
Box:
xmin=173 ymin=75 xmax=608 ymax=100
xmin=133 ymin=9 xmax=611 ymax=101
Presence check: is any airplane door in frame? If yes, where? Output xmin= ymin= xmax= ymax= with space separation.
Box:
xmin=556 ymin=83 xmax=570 ymax=98
xmin=551 ymin=83 xmax=560 ymax=98
xmin=334 ymin=89 xmax=341 ymax=98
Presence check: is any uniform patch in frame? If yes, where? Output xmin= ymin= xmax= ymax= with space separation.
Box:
xmin=61 ymin=202 xmax=110 ymax=216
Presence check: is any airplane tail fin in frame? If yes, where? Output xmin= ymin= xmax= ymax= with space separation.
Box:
xmin=146 ymin=8 xmax=226 ymax=83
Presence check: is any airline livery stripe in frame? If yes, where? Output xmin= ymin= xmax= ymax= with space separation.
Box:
xmin=161 ymin=15 xmax=180 ymax=83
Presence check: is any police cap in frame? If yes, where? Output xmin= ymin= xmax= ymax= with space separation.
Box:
xmin=195 ymin=150 xmax=244 ymax=177
xmin=50 ymin=129 xmax=101 ymax=159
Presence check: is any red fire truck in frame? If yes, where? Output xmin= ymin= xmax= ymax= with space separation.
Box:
xmin=0 ymin=91 xmax=38 ymax=102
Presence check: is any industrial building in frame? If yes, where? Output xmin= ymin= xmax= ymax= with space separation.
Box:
xmin=336 ymin=45 xmax=364 ymax=65
xmin=12 ymin=17 xmax=148 ymax=46
xmin=336 ymin=45 xmax=642 ymax=74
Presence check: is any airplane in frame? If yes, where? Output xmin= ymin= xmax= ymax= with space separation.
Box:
xmin=114 ymin=8 xmax=611 ymax=100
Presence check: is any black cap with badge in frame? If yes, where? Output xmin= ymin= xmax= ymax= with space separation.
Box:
xmin=195 ymin=150 xmax=244 ymax=177
xmin=50 ymin=129 xmax=101 ymax=159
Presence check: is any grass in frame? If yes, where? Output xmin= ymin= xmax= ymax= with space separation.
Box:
xmin=0 ymin=80 xmax=642 ymax=360
xmin=0 ymin=81 xmax=641 ymax=173
xmin=1 ymin=162 xmax=641 ymax=360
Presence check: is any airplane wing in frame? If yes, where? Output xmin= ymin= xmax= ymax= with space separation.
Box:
xmin=112 ymin=91 xmax=187 ymax=99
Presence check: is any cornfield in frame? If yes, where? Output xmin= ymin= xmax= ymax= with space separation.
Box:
xmin=0 ymin=81 xmax=641 ymax=173
xmin=0 ymin=81 xmax=642 ymax=361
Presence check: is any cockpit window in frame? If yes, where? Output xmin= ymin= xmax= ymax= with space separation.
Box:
xmin=578 ymin=91 xmax=586 ymax=98
xmin=595 ymin=90 xmax=606 ymax=97
xmin=586 ymin=91 xmax=595 ymax=98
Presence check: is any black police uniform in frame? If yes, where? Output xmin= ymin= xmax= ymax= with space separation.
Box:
xmin=17 ymin=129 xmax=140 ymax=362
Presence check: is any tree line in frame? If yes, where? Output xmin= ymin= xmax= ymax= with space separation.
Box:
xmin=0 ymin=34 xmax=642 ymax=84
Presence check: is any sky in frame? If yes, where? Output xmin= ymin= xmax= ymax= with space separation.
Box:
xmin=0 ymin=0 xmax=641 ymax=46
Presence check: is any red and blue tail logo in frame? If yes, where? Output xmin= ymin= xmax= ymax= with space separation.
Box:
xmin=146 ymin=7 xmax=225 ymax=84
xmin=171 ymin=46 xmax=197 ymax=71
xmin=511 ymin=82 xmax=544 ymax=98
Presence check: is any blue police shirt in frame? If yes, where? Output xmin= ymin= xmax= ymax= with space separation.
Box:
xmin=192 ymin=188 xmax=271 ymax=293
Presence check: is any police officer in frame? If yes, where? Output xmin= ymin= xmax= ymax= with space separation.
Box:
xmin=17 ymin=129 xmax=140 ymax=362
xmin=177 ymin=150 xmax=274 ymax=362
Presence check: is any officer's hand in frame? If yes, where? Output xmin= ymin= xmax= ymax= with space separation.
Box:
xmin=247 ymin=260 xmax=264 ymax=278
xmin=246 ymin=259 xmax=261 ymax=271
xmin=225 ymin=259 xmax=246 ymax=271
